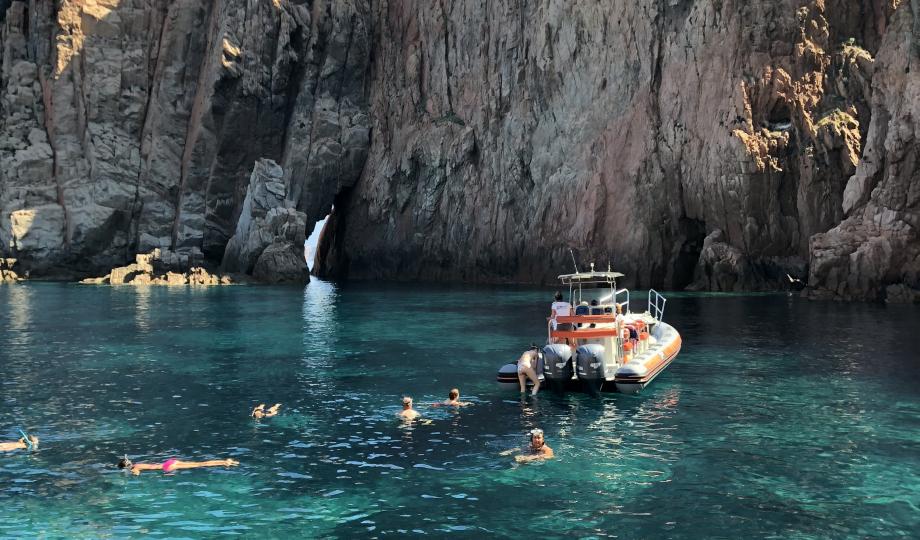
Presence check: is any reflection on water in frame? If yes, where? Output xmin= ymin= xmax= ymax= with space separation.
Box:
xmin=134 ymin=285 xmax=151 ymax=333
xmin=0 ymin=283 xmax=918 ymax=538
xmin=302 ymin=278 xmax=338 ymax=361
xmin=5 ymin=284 xmax=32 ymax=346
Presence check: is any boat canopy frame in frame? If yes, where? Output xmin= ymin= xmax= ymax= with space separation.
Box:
xmin=557 ymin=270 xmax=629 ymax=314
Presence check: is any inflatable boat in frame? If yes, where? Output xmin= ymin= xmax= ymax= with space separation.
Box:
xmin=496 ymin=267 xmax=681 ymax=395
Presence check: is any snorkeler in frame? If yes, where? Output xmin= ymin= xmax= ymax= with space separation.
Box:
xmin=433 ymin=388 xmax=471 ymax=407
xmin=500 ymin=428 xmax=554 ymax=463
xmin=0 ymin=431 xmax=38 ymax=452
xmin=251 ymin=403 xmax=282 ymax=419
xmin=117 ymin=456 xmax=239 ymax=475
xmin=398 ymin=396 xmax=421 ymax=420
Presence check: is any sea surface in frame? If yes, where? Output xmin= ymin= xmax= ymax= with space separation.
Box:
xmin=1 ymin=281 xmax=919 ymax=538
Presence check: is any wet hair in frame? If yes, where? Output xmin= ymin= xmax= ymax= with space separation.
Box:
xmin=554 ymin=291 xmax=563 ymax=301
xmin=530 ymin=428 xmax=544 ymax=439
xmin=117 ymin=457 xmax=133 ymax=469
xmin=590 ymin=299 xmax=598 ymax=306
xmin=448 ymin=388 xmax=459 ymax=400
xmin=529 ymin=342 xmax=540 ymax=350
xmin=402 ymin=396 xmax=413 ymax=406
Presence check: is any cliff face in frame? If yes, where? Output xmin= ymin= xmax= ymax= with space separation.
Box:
xmin=0 ymin=0 xmax=369 ymax=277
xmin=0 ymin=1 xmax=917 ymax=300
xmin=322 ymin=0 xmax=915 ymax=300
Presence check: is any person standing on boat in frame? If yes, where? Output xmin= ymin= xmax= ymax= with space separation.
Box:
xmin=550 ymin=291 xmax=573 ymax=329
xmin=517 ymin=346 xmax=541 ymax=396
xmin=398 ymin=396 xmax=420 ymax=420
xmin=550 ymin=291 xmax=573 ymax=344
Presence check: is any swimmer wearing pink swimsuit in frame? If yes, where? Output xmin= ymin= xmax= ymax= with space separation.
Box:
xmin=162 ymin=458 xmax=179 ymax=472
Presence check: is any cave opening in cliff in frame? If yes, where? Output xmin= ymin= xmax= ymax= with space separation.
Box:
xmin=304 ymin=211 xmax=330 ymax=273
xmin=672 ymin=218 xmax=706 ymax=290
xmin=766 ymin=101 xmax=793 ymax=128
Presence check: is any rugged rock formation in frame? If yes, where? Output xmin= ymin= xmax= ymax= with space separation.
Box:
xmin=319 ymin=0 xmax=913 ymax=298
xmin=0 ymin=1 xmax=918 ymax=301
xmin=81 ymin=248 xmax=234 ymax=285
xmin=807 ymin=3 xmax=920 ymax=302
xmin=222 ymin=158 xmax=309 ymax=283
xmin=0 ymin=0 xmax=368 ymax=279
xmin=0 ymin=257 xmax=20 ymax=282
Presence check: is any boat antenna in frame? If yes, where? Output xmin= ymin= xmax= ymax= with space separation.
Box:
xmin=569 ymin=249 xmax=579 ymax=273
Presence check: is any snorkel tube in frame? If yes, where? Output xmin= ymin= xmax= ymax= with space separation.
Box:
xmin=18 ymin=429 xmax=33 ymax=449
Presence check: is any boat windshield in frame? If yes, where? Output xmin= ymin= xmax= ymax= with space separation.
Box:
xmin=559 ymin=271 xmax=622 ymax=312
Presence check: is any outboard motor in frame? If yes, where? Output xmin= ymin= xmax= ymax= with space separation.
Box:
xmin=542 ymin=344 xmax=573 ymax=393
xmin=576 ymin=344 xmax=607 ymax=396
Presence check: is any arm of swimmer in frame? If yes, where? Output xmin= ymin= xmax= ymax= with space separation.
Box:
xmin=514 ymin=447 xmax=554 ymax=462
xmin=0 ymin=441 xmax=26 ymax=452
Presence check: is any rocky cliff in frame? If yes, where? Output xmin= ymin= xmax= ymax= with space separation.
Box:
xmin=0 ymin=1 xmax=917 ymax=300
xmin=0 ymin=0 xmax=368 ymax=281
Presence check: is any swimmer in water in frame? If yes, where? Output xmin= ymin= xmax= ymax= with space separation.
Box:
xmin=500 ymin=428 xmax=554 ymax=463
xmin=432 ymin=388 xmax=471 ymax=407
xmin=117 ymin=456 xmax=239 ymax=476
xmin=398 ymin=396 xmax=420 ymax=421
xmin=0 ymin=432 xmax=38 ymax=452
xmin=251 ymin=403 xmax=282 ymax=419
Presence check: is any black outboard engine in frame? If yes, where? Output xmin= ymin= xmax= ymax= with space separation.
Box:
xmin=576 ymin=344 xmax=607 ymax=396
xmin=542 ymin=344 xmax=573 ymax=392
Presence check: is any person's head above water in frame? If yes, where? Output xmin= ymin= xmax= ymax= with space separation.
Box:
xmin=448 ymin=388 xmax=459 ymax=400
xmin=530 ymin=428 xmax=545 ymax=449
xmin=554 ymin=291 xmax=563 ymax=302
xmin=402 ymin=396 xmax=413 ymax=409
xmin=117 ymin=456 xmax=133 ymax=469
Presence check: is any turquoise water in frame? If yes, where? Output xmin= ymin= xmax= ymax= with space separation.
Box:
xmin=1 ymin=281 xmax=919 ymax=538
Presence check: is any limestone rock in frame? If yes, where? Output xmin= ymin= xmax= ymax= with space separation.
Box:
xmin=80 ymin=249 xmax=232 ymax=286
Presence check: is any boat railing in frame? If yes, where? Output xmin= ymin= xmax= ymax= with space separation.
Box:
xmin=648 ymin=289 xmax=667 ymax=337
xmin=614 ymin=288 xmax=629 ymax=313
